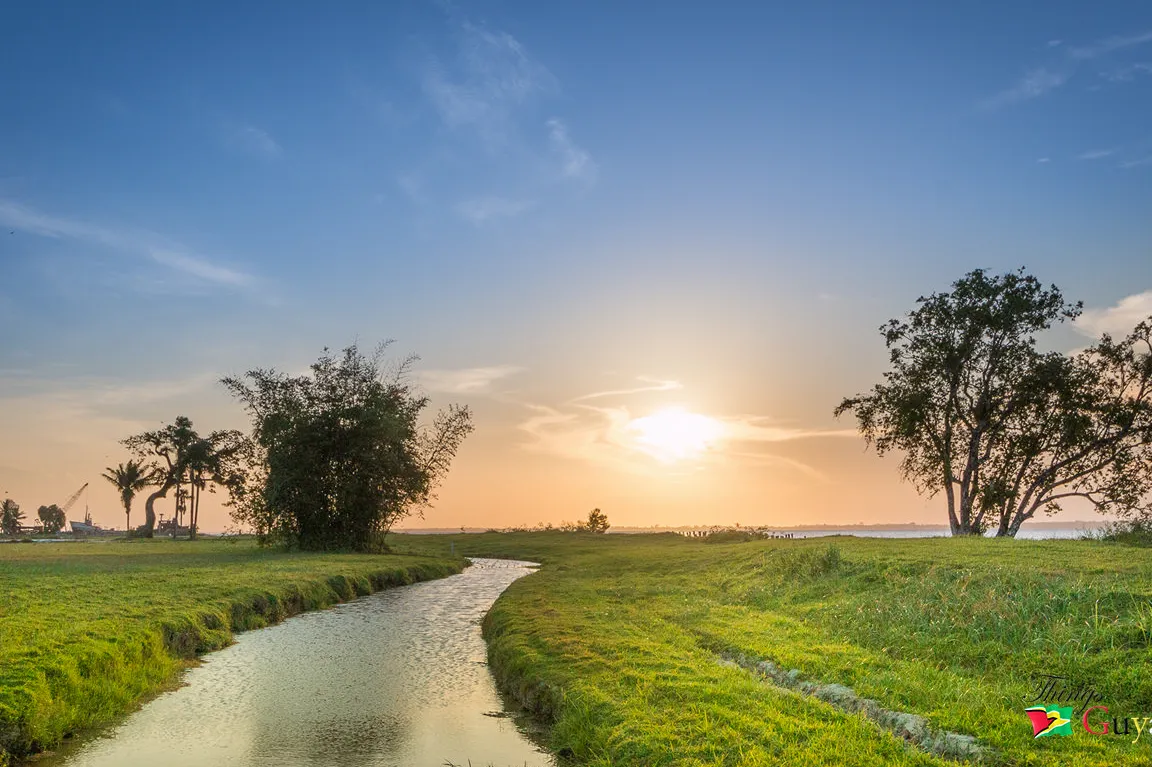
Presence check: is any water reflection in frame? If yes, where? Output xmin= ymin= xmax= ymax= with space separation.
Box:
xmin=40 ymin=559 xmax=553 ymax=767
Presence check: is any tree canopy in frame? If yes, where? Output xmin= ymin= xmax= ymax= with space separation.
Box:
xmin=1 ymin=499 xmax=24 ymax=536
xmin=122 ymin=417 xmax=248 ymax=537
xmin=101 ymin=459 xmax=155 ymax=533
xmin=36 ymin=504 xmax=66 ymax=534
xmin=222 ymin=343 xmax=473 ymax=551
xmin=836 ymin=269 xmax=1152 ymax=536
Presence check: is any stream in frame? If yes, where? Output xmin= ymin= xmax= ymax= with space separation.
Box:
xmin=38 ymin=558 xmax=555 ymax=767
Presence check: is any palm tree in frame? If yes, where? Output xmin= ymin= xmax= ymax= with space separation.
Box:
xmin=101 ymin=460 xmax=155 ymax=533
xmin=1 ymin=498 xmax=24 ymax=536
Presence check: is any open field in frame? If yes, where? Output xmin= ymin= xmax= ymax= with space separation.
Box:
xmin=394 ymin=532 xmax=1152 ymax=766
xmin=0 ymin=539 xmax=464 ymax=764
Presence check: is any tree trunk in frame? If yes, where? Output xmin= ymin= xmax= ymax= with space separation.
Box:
xmin=142 ymin=477 xmax=176 ymax=537
xmin=189 ymin=480 xmax=198 ymax=540
xmin=945 ymin=476 xmax=960 ymax=535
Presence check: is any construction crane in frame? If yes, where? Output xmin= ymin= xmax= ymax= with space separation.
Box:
xmin=62 ymin=483 xmax=104 ymax=534
xmin=60 ymin=483 xmax=89 ymax=513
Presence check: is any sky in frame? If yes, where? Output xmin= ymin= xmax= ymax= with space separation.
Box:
xmin=1 ymin=2 xmax=1151 ymax=532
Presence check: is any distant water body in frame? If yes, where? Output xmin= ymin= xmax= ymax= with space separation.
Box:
xmin=400 ymin=527 xmax=1103 ymax=540
xmin=778 ymin=527 xmax=1098 ymax=540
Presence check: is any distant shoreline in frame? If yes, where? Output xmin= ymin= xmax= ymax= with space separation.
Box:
xmin=394 ymin=520 xmax=1106 ymax=534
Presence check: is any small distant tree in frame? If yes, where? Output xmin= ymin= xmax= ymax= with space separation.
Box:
xmin=223 ymin=343 xmax=474 ymax=551
xmin=37 ymin=504 xmax=66 ymax=534
xmin=585 ymin=508 xmax=610 ymax=533
xmin=1 ymin=499 xmax=24 ymax=536
xmin=101 ymin=459 xmax=156 ymax=533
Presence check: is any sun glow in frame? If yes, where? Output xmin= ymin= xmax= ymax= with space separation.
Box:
xmin=627 ymin=407 xmax=726 ymax=462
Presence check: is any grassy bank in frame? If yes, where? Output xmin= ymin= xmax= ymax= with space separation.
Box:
xmin=0 ymin=538 xmax=464 ymax=764
xmin=395 ymin=532 xmax=1152 ymax=766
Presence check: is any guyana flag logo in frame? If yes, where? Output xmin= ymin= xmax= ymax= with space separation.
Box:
xmin=1025 ymin=705 xmax=1073 ymax=738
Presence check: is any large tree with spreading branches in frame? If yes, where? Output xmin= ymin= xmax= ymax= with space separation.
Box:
xmin=836 ymin=269 xmax=1152 ymax=536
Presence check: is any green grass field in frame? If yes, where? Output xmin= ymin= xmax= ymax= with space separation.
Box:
xmin=0 ymin=539 xmax=464 ymax=764
xmin=394 ymin=532 xmax=1152 ymax=766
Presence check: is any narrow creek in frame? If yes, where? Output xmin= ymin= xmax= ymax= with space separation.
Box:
xmin=37 ymin=558 xmax=555 ymax=767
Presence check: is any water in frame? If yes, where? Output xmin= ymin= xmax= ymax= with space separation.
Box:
xmin=39 ymin=558 xmax=554 ymax=767
xmin=770 ymin=527 xmax=1098 ymax=540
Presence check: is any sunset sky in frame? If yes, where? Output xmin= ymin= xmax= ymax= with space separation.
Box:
xmin=2 ymin=2 xmax=1151 ymax=531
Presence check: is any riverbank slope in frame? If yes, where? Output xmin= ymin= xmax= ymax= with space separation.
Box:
xmin=0 ymin=539 xmax=465 ymax=764
xmin=395 ymin=532 xmax=1152 ymax=766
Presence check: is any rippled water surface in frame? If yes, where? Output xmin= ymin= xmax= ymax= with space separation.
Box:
xmin=41 ymin=558 xmax=554 ymax=767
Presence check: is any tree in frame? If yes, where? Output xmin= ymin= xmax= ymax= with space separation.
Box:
xmin=585 ymin=508 xmax=610 ymax=533
xmin=101 ymin=459 xmax=155 ymax=533
xmin=222 ymin=343 xmax=474 ymax=551
xmin=182 ymin=431 xmax=250 ymax=539
xmin=836 ymin=269 xmax=1152 ymax=536
xmin=1 ymin=499 xmax=24 ymax=536
xmin=36 ymin=504 xmax=66 ymax=534
xmin=123 ymin=417 xmax=248 ymax=538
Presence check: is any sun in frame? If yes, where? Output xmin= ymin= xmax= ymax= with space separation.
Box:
xmin=627 ymin=407 xmax=726 ymax=462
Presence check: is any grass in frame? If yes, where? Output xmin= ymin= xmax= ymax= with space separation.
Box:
xmin=0 ymin=537 xmax=464 ymax=764
xmin=393 ymin=532 xmax=1152 ymax=766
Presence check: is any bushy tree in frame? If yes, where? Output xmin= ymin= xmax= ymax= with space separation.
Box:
xmin=222 ymin=343 xmax=473 ymax=551
xmin=36 ymin=504 xmax=66 ymax=534
xmin=836 ymin=269 xmax=1152 ymax=536
xmin=1 ymin=499 xmax=24 ymax=536
xmin=585 ymin=507 xmax=610 ymax=533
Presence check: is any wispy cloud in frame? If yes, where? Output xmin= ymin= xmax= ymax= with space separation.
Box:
xmin=455 ymin=196 xmax=535 ymax=223
xmin=547 ymin=118 xmax=597 ymax=183
xmin=416 ymin=365 xmax=522 ymax=394
xmin=1077 ymin=148 xmax=1115 ymax=160
xmin=1069 ymin=30 xmax=1152 ymax=60
xmin=1076 ymin=290 xmax=1152 ymax=337
xmin=570 ymin=377 xmax=683 ymax=402
xmin=982 ymin=68 xmax=1067 ymax=109
xmin=984 ymin=29 xmax=1152 ymax=109
xmin=422 ymin=20 xmax=555 ymax=147
xmin=228 ymin=124 xmax=282 ymax=158
xmin=516 ymin=379 xmax=854 ymax=475
xmin=1120 ymin=155 xmax=1152 ymax=169
xmin=394 ymin=11 xmax=595 ymax=223
xmin=1099 ymin=62 xmax=1152 ymax=82
xmin=0 ymin=199 xmax=254 ymax=288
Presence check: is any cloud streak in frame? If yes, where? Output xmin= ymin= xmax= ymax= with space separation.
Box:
xmin=547 ymin=118 xmax=597 ymax=182
xmin=983 ymin=29 xmax=1152 ymax=109
xmin=1077 ymin=148 xmax=1115 ymax=160
xmin=416 ymin=365 xmax=522 ymax=394
xmin=1076 ymin=290 xmax=1152 ymax=337
xmin=1070 ymin=30 xmax=1152 ymax=60
xmin=982 ymin=68 xmax=1067 ymax=109
xmin=228 ymin=124 xmax=282 ymax=158
xmin=0 ymin=200 xmax=254 ymax=288
xmin=517 ymin=380 xmax=854 ymax=476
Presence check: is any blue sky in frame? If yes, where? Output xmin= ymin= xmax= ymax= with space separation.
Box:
xmin=1 ymin=2 xmax=1150 ymax=529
